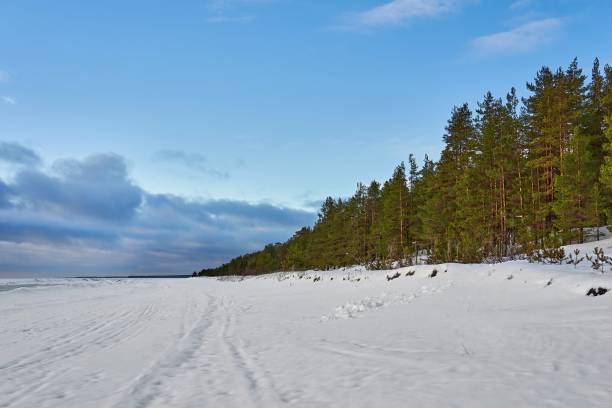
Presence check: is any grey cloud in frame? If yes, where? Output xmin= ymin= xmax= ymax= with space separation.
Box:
xmin=0 ymin=179 xmax=11 ymax=208
xmin=0 ymin=213 xmax=119 ymax=246
xmin=154 ymin=149 xmax=230 ymax=179
xmin=0 ymin=150 xmax=316 ymax=276
xmin=303 ymin=198 xmax=324 ymax=211
xmin=14 ymin=154 xmax=142 ymax=221
xmin=196 ymin=199 xmax=316 ymax=228
xmin=0 ymin=141 xmax=42 ymax=166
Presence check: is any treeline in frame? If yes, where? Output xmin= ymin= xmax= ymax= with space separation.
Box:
xmin=200 ymin=58 xmax=612 ymax=277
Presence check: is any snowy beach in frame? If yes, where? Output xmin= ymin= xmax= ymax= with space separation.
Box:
xmin=2 ymin=238 xmax=612 ymax=407
xmin=3 ymin=4 xmax=612 ymax=407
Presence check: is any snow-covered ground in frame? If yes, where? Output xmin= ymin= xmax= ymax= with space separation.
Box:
xmin=2 ymin=237 xmax=612 ymax=408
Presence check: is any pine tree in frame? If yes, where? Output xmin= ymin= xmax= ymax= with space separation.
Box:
xmin=523 ymin=60 xmax=586 ymax=242
xmin=601 ymin=64 xmax=612 ymax=223
xmin=553 ymin=126 xmax=598 ymax=243
xmin=366 ymin=180 xmax=382 ymax=262
xmin=423 ymin=104 xmax=477 ymax=262
xmin=601 ymin=116 xmax=612 ymax=222
xmin=408 ymin=154 xmax=418 ymax=190
xmin=380 ymin=163 xmax=409 ymax=261
xmin=503 ymin=88 xmax=530 ymax=255
xmin=412 ymin=155 xmax=435 ymax=261
xmin=586 ymin=59 xmax=606 ymax=164
xmin=406 ymin=153 xmax=420 ymax=263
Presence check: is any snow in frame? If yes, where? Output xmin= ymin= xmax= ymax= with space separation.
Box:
xmin=2 ymin=238 xmax=612 ymax=407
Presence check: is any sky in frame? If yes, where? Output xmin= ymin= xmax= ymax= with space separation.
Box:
xmin=1 ymin=0 xmax=611 ymax=276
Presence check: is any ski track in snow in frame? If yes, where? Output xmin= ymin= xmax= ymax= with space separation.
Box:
xmin=2 ymin=237 xmax=612 ymax=407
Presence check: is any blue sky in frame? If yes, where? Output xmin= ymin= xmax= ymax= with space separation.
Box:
xmin=0 ymin=0 xmax=611 ymax=276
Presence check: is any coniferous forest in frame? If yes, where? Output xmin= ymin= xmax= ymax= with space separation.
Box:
xmin=200 ymin=58 xmax=612 ymax=277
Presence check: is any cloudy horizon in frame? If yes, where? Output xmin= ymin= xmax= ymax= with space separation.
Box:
xmin=0 ymin=142 xmax=318 ymax=276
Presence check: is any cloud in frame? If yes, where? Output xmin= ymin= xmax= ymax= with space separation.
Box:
xmin=0 ymin=71 xmax=16 ymax=105
xmin=509 ymin=0 xmax=532 ymax=9
xmin=196 ymin=198 xmax=315 ymax=227
xmin=342 ymin=0 xmax=462 ymax=29
xmin=0 ymin=141 xmax=42 ymax=166
xmin=207 ymin=0 xmax=239 ymax=11
xmin=0 ymin=149 xmax=316 ymax=276
xmin=207 ymin=0 xmax=273 ymax=11
xmin=0 ymin=179 xmax=10 ymax=208
xmin=471 ymin=18 xmax=562 ymax=55
xmin=206 ymin=14 xmax=255 ymax=23
xmin=205 ymin=0 xmax=271 ymax=24
xmin=153 ymin=149 xmax=230 ymax=178
xmin=303 ymin=198 xmax=324 ymax=211
xmin=1 ymin=96 xmax=16 ymax=105
xmin=0 ymin=212 xmax=118 ymax=246
xmin=14 ymin=153 xmax=142 ymax=221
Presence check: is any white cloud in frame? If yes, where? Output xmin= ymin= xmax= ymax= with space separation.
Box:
xmin=206 ymin=14 xmax=255 ymax=23
xmin=344 ymin=0 xmax=462 ymax=29
xmin=1 ymin=96 xmax=16 ymax=105
xmin=207 ymin=0 xmax=272 ymax=9
xmin=471 ymin=18 xmax=562 ymax=55
xmin=205 ymin=0 xmax=270 ymax=24
xmin=510 ymin=0 xmax=533 ymax=10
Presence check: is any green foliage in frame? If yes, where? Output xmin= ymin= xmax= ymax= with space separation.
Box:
xmin=553 ymin=127 xmax=600 ymax=243
xmin=199 ymin=58 xmax=611 ymax=277
xmin=601 ymin=116 xmax=612 ymax=220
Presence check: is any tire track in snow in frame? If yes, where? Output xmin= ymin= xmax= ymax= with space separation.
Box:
xmin=0 ymin=303 xmax=158 ymax=407
xmin=3 ymin=304 xmax=156 ymax=372
xmin=218 ymin=297 xmax=282 ymax=408
xmin=4 ymin=305 xmax=155 ymax=370
xmin=111 ymin=293 xmax=217 ymax=408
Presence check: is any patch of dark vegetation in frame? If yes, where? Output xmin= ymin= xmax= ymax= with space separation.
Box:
xmin=529 ymin=247 xmax=567 ymax=264
xmin=386 ymin=272 xmax=401 ymax=281
xmin=586 ymin=287 xmax=609 ymax=297
xmin=429 ymin=269 xmax=438 ymax=278
xmin=586 ymin=247 xmax=612 ymax=274
xmin=545 ymin=278 xmax=553 ymax=287
xmin=506 ymin=274 xmax=513 ymax=280
xmin=405 ymin=270 xmax=415 ymax=277
xmin=313 ymin=276 xmax=321 ymax=282
xmin=566 ymin=249 xmax=584 ymax=268
xmin=368 ymin=259 xmax=393 ymax=271
xmin=527 ymin=235 xmax=567 ymax=265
